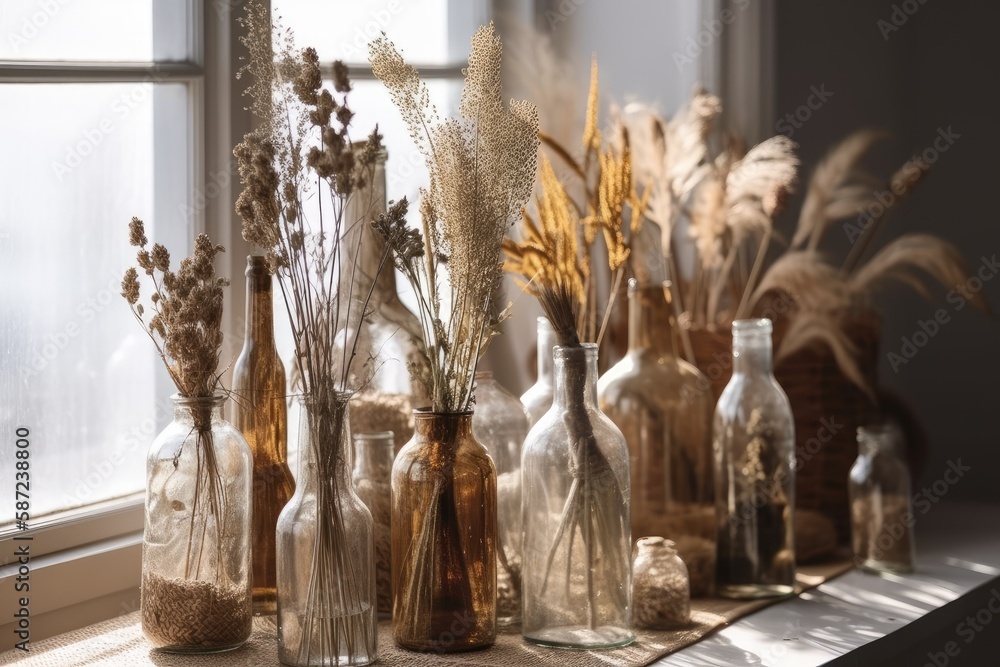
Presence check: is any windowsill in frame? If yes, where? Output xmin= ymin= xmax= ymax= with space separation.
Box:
xmin=0 ymin=495 xmax=143 ymax=648
xmin=4 ymin=502 xmax=998 ymax=664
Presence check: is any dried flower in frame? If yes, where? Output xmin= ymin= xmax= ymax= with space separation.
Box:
xmin=370 ymin=22 xmax=539 ymax=413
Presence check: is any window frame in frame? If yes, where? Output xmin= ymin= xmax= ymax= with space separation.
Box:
xmin=0 ymin=0 xmax=255 ymax=643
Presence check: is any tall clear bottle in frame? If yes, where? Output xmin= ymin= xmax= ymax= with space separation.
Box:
xmin=520 ymin=317 xmax=555 ymax=426
xmin=343 ymin=144 xmax=430 ymax=445
xmin=232 ymin=255 xmax=295 ymax=615
xmin=597 ymin=280 xmax=714 ymax=540
xmin=521 ymin=344 xmax=633 ymax=648
xmin=849 ymin=423 xmax=916 ymax=574
xmin=472 ymin=371 xmax=529 ymax=628
xmin=276 ymin=394 xmax=377 ymax=666
xmin=352 ymin=431 xmax=395 ymax=617
xmin=713 ymin=319 xmax=796 ymax=599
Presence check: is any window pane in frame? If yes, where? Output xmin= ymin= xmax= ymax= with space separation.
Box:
xmin=0 ymin=0 xmax=190 ymax=62
xmin=273 ymin=0 xmax=487 ymax=64
xmin=0 ymin=82 xmax=190 ymax=522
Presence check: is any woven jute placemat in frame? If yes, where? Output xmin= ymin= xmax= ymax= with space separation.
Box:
xmin=2 ymin=560 xmax=851 ymax=666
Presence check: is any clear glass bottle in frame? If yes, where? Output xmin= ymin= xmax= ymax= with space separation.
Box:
xmin=714 ymin=319 xmax=796 ymax=599
xmin=632 ymin=537 xmax=690 ymax=630
xmin=391 ymin=410 xmax=497 ymax=652
xmin=352 ymin=431 xmax=395 ymax=618
xmin=849 ymin=423 xmax=916 ymax=574
xmin=520 ymin=317 xmax=556 ymax=426
xmin=598 ymin=280 xmax=714 ymax=541
xmin=343 ymin=143 xmax=430 ymax=446
xmin=141 ymin=393 xmax=253 ymax=652
xmin=232 ymin=255 xmax=295 ymax=615
xmin=276 ymin=394 xmax=377 ymax=666
xmin=472 ymin=371 xmax=528 ymax=628
xmin=521 ymin=344 xmax=633 ymax=649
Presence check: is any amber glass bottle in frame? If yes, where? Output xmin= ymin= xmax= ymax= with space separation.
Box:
xmin=391 ymin=410 xmax=497 ymax=652
xmin=232 ymin=255 xmax=295 ymax=615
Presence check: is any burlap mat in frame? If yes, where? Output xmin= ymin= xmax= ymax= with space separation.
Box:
xmin=2 ymin=559 xmax=851 ymax=666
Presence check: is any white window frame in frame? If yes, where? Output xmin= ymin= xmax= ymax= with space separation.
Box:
xmin=0 ymin=0 xmax=254 ymax=643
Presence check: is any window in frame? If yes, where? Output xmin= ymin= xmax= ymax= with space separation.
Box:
xmin=0 ymin=0 xmax=204 ymax=642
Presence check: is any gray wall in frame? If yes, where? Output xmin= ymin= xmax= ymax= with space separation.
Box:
xmin=774 ymin=0 xmax=1000 ymax=502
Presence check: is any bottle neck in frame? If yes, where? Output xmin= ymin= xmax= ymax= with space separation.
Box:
xmin=352 ymin=433 xmax=395 ymax=480
xmin=244 ymin=257 xmax=276 ymax=351
xmin=536 ymin=318 xmax=556 ymax=386
xmin=297 ymin=394 xmax=353 ymax=487
xmin=344 ymin=152 xmax=396 ymax=303
xmin=552 ymin=344 xmax=599 ymax=409
xmin=172 ymin=394 xmax=225 ymax=431
xmin=412 ymin=410 xmax=474 ymax=445
xmin=628 ymin=284 xmax=676 ymax=357
xmin=732 ymin=334 xmax=773 ymax=376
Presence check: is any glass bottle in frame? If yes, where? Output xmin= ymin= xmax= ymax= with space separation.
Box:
xmin=141 ymin=393 xmax=253 ymax=652
xmin=521 ymin=344 xmax=633 ymax=649
xmin=391 ymin=410 xmax=497 ymax=652
xmin=713 ymin=318 xmax=796 ymax=599
xmin=232 ymin=255 xmax=295 ymax=615
xmin=352 ymin=430 xmax=395 ymax=617
xmin=471 ymin=371 xmax=529 ymax=628
xmin=343 ymin=143 xmax=430 ymax=447
xmin=520 ymin=316 xmax=556 ymax=426
xmin=632 ymin=537 xmax=690 ymax=630
xmin=849 ymin=423 xmax=916 ymax=574
xmin=598 ymin=280 xmax=714 ymax=542
xmin=276 ymin=394 xmax=377 ymax=666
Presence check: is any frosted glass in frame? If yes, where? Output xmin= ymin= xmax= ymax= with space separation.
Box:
xmin=0 ymin=83 xmax=189 ymax=522
xmin=0 ymin=0 xmax=190 ymax=61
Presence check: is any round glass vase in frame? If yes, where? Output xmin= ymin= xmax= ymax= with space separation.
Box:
xmin=352 ymin=431 xmax=395 ymax=618
xmin=276 ymin=394 xmax=377 ymax=666
xmin=521 ymin=343 xmax=634 ymax=649
xmin=713 ymin=319 xmax=796 ymax=599
xmin=849 ymin=424 xmax=916 ymax=574
xmin=391 ymin=410 xmax=497 ymax=652
xmin=472 ymin=371 xmax=529 ymax=628
xmin=597 ymin=281 xmax=715 ymax=548
xmin=141 ymin=392 xmax=253 ymax=653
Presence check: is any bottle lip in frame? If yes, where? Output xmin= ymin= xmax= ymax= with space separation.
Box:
xmin=627 ymin=278 xmax=673 ymax=296
xmin=857 ymin=422 xmax=903 ymax=444
xmin=412 ymin=407 xmax=474 ymax=418
xmin=171 ymin=391 xmax=227 ymax=407
xmin=537 ymin=316 xmax=553 ymax=332
xmin=296 ymin=391 xmax=354 ymax=407
xmin=352 ymin=431 xmax=395 ymax=444
xmin=553 ymin=342 xmax=598 ymax=359
xmin=732 ymin=318 xmax=773 ymax=336
xmin=636 ymin=536 xmax=676 ymax=551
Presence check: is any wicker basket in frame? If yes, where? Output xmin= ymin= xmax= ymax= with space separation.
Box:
xmin=685 ymin=312 xmax=881 ymax=544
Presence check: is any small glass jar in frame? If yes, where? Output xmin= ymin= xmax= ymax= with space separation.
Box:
xmin=472 ymin=371 xmax=529 ymax=628
xmin=521 ymin=343 xmax=633 ymax=649
xmin=391 ymin=410 xmax=497 ymax=652
xmin=632 ymin=537 xmax=691 ymax=630
xmin=849 ymin=424 xmax=916 ymax=574
xmin=713 ymin=319 xmax=796 ymax=599
xmin=352 ymin=431 xmax=395 ymax=617
xmin=520 ymin=317 xmax=556 ymax=426
xmin=141 ymin=393 xmax=253 ymax=652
